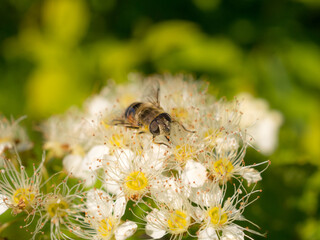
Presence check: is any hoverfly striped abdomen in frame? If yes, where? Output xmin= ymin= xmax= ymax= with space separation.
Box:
xmin=124 ymin=102 xmax=142 ymax=124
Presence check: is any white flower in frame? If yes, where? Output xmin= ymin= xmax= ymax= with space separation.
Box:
xmin=221 ymin=225 xmax=245 ymax=240
xmin=194 ymin=182 xmax=263 ymax=240
xmin=181 ymin=159 xmax=207 ymax=188
xmin=198 ymin=226 xmax=218 ymax=240
xmin=32 ymin=179 xmax=88 ymax=240
xmin=199 ymin=99 xmax=244 ymax=153
xmin=237 ymin=93 xmax=283 ymax=155
xmin=144 ymin=183 xmax=194 ymax=240
xmin=84 ymin=95 xmax=112 ymax=118
xmin=0 ymin=194 xmax=9 ymax=215
xmin=103 ymin=147 xmax=165 ymax=200
xmin=239 ymin=167 xmax=262 ymax=185
xmin=159 ymin=74 xmax=206 ymax=130
xmin=63 ymin=145 xmax=111 ymax=186
xmin=41 ymin=108 xmax=93 ymax=158
xmin=0 ymin=154 xmax=43 ymax=216
xmin=84 ymin=189 xmax=137 ymax=240
xmin=202 ymin=143 xmax=267 ymax=185
xmin=0 ymin=116 xmax=32 ymax=155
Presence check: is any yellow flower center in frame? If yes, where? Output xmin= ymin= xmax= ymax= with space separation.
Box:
xmin=46 ymin=196 xmax=69 ymax=218
xmin=98 ymin=218 xmax=115 ymax=237
xmin=102 ymin=120 xmax=111 ymax=129
xmin=0 ymin=137 xmax=11 ymax=144
xmin=207 ymin=207 xmax=228 ymax=226
xmin=171 ymin=108 xmax=189 ymax=120
xmin=12 ymin=187 xmax=35 ymax=210
xmin=109 ymin=133 xmax=125 ymax=148
xmin=212 ymin=158 xmax=234 ymax=179
xmin=125 ymin=171 xmax=148 ymax=193
xmin=71 ymin=144 xmax=85 ymax=156
xmin=167 ymin=210 xmax=189 ymax=234
xmin=204 ymin=129 xmax=222 ymax=148
xmin=43 ymin=141 xmax=70 ymax=158
xmin=174 ymin=144 xmax=194 ymax=163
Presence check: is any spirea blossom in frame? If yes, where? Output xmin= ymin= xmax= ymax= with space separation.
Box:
xmin=0 ymin=74 xmax=277 ymax=239
xmin=0 ymin=116 xmax=32 ymax=155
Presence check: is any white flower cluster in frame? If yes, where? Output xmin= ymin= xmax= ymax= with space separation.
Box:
xmin=0 ymin=74 xmax=273 ymax=240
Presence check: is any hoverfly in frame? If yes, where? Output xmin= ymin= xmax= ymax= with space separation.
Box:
xmin=112 ymin=80 xmax=194 ymax=146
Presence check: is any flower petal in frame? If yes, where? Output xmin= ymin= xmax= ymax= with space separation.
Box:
xmin=115 ymin=221 xmax=137 ymax=240
xmin=114 ymin=196 xmax=127 ymax=218
xmin=182 ymin=160 xmax=207 ymax=188
xmin=86 ymin=96 xmax=112 ymax=116
xmin=145 ymin=209 xmax=167 ymax=239
xmin=104 ymin=180 xmax=121 ymax=195
xmin=86 ymin=189 xmax=112 ymax=218
xmin=221 ymin=225 xmax=244 ymax=240
xmin=0 ymin=142 xmax=12 ymax=154
xmin=84 ymin=145 xmax=110 ymax=170
xmin=0 ymin=194 xmax=9 ymax=215
xmin=239 ymin=167 xmax=262 ymax=185
xmin=145 ymin=223 xmax=166 ymax=239
xmin=198 ymin=226 xmax=218 ymax=240
xmin=63 ymin=154 xmax=83 ymax=175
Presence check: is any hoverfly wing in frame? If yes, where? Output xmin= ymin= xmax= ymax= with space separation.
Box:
xmin=140 ymin=78 xmax=160 ymax=107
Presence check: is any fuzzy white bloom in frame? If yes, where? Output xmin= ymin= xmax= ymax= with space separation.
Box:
xmin=201 ymin=144 xmax=268 ymax=185
xmin=194 ymin=182 xmax=264 ymax=240
xmin=63 ymin=144 xmax=112 ymax=186
xmin=181 ymin=159 xmax=208 ymax=188
xmin=0 ymin=154 xmax=44 ymax=216
xmin=142 ymin=177 xmax=195 ymax=239
xmin=41 ymin=108 xmax=94 ymax=158
xmin=102 ymin=145 xmax=166 ymax=200
xmin=84 ymin=189 xmax=137 ymax=240
xmin=0 ymin=116 xmax=32 ymax=155
xmin=31 ymin=178 xmax=88 ymax=240
xmin=237 ymin=93 xmax=283 ymax=155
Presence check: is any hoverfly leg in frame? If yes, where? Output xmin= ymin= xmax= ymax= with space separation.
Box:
xmin=124 ymin=125 xmax=140 ymax=129
xmin=112 ymin=119 xmax=140 ymax=130
xmin=173 ymin=120 xmax=196 ymax=133
xmin=111 ymin=119 xmax=125 ymax=125
xmin=152 ymin=136 xmax=171 ymax=148
xmin=164 ymin=135 xmax=172 ymax=145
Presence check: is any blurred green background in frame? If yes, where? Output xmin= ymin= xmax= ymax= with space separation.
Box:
xmin=0 ymin=0 xmax=320 ymax=239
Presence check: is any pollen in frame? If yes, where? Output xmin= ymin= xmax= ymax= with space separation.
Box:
xmin=110 ymin=133 xmax=125 ymax=147
xmin=207 ymin=206 xmax=228 ymax=226
xmin=98 ymin=218 xmax=115 ymax=237
xmin=46 ymin=196 xmax=69 ymax=218
xmin=171 ymin=107 xmax=189 ymax=120
xmin=174 ymin=144 xmax=194 ymax=163
xmin=0 ymin=137 xmax=11 ymax=144
xmin=12 ymin=187 xmax=35 ymax=210
xmin=43 ymin=141 xmax=70 ymax=158
xmin=167 ymin=210 xmax=190 ymax=234
xmin=212 ymin=158 xmax=234 ymax=180
xmin=204 ymin=129 xmax=221 ymax=147
xmin=102 ymin=121 xmax=111 ymax=129
xmin=125 ymin=171 xmax=148 ymax=192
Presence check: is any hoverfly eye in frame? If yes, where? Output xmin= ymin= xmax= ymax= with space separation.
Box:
xmin=149 ymin=121 xmax=160 ymax=135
